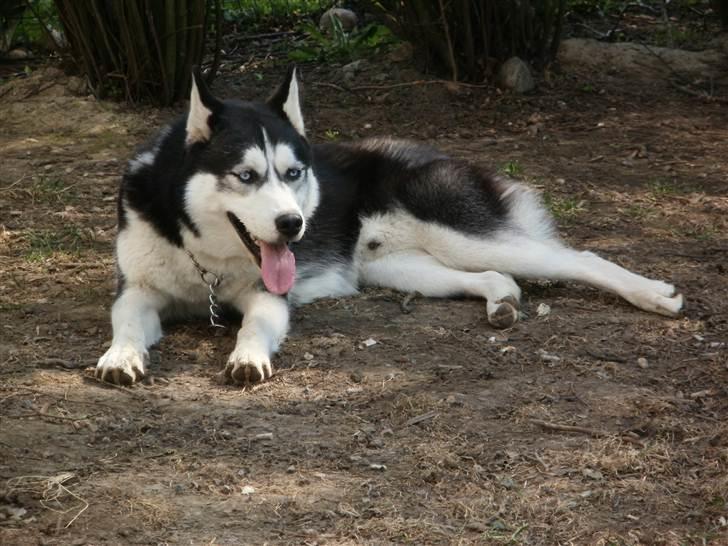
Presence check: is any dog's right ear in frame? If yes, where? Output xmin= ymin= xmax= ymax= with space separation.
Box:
xmin=186 ymin=67 xmax=222 ymax=146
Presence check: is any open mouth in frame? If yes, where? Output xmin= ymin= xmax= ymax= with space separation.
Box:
xmin=226 ymin=212 xmax=261 ymax=267
xmin=226 ymin=211 xmax=297 ymax=296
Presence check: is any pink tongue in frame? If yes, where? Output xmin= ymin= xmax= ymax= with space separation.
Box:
xmin=259 ymin=242 xmax=296 ymax=295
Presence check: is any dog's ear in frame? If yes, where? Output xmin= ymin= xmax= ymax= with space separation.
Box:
xmin=186 ymin=67 xmax=222 ymax=146
xmin=268 ymin=65 xmax=305 ymax=136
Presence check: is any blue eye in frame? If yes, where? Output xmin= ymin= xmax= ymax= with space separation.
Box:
xmin=238 ymin=170 xmax=255 ymax=183
xmin=285 ymin=168 xmax=302 ymax=181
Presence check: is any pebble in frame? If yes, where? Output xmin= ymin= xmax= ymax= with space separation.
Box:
xmin=637 ymin=357 xmax=649 ymax=369
xmin=240 ymin=485 xmax=255 ymax=495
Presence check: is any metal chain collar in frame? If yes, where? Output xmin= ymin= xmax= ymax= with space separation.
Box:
xmin=185 ymin=250 xmax=226 ymax=329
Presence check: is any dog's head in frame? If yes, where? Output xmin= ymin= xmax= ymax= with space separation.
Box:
xmin=183 ymin=67 xmax=319 ymax=295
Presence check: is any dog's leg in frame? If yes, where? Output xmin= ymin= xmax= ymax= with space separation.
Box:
xmin=426 ymin=235 xmax=683 ymax=317
xmin=96 ymin=286 xmax=166 ymax=384
xmin=361 ymin=251 xmax=522 ymax=327
xmin=223 ymin=290 xmax=289 ymax=384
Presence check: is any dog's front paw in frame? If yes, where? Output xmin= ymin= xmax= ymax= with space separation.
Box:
xmin=222 ymin=347 xmax=273 ymax=385
xmin=96 ymin=345 xmax=148 ymax=385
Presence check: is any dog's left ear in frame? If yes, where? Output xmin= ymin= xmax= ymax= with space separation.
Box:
xmin=268 ymin=65 xmax=305 ymax=136
xmin=186 ymin=67 xmax=222 ymax=146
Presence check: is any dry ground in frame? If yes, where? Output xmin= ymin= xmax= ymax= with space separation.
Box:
xmin=1 ymin=57 xmax=727 ymax=545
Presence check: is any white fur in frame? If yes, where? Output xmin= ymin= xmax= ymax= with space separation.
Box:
xmin=238 ymin=146 xmax=268 ymax=178
xmin=353 ymin=209 xmax=682 ymax=317
xmin=186 ymin=78 xmax=212 ymax=145
xmin=283 ymin=69 xmax=305 ymax=136
xmin=499 ymin=179 xmax=556 ymax=241
xmin=289 ymin=264 xmax=359 ymax=305
xmin=128 ymin=151 xmax=156 ymax=174
xmin=225 ymin=290 xmax=290 ymax=381
xmin=273 ymin=143 xmax=302 ymax=174
xmin=361 ymin=251 xmax=522 ymax=324
xmin=98 ymin=72 xmax=683 ymax=386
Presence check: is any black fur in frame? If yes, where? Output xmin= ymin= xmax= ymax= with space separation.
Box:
xmin=118 ymin=75 xmax=510 ymax=279
xmin=292 ymin=140 xmax=509 ymax=266
xmin=119 ymin=101 xmax=310 ymax=247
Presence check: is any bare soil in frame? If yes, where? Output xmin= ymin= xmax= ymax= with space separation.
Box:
xmin=1 ymin=53 xmax=727 ymax=545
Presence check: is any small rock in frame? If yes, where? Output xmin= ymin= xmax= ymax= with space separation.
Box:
xmin=538 ymin=349 xmax=561 ymax=362
xmin=536 ymin=303 xmax=551 ymax=317
xmin=465 ymin=521 xmax=488 ymax=532
xmin=368 ymin=463 xmax=387 ymax=471
xmin=637 ymin=357 xmax=649 ymax=369
xmin=497 ymin=476 xmax=516 ymax=490
xmin=497 ymin=57 xmax=535 ymax=93
xmin=303 ymin=352 xmax=314 ymax=361
xmin=361 ymin=338 xmax=378 ymax=348
xmin=342 ymin=59 xmax=364 ymax=76
xmin=66 ymin=76 xmax=87 ymax=96
xmin=582 ymin=468 xmax=603 ymax=480
xmin=5 ymin=48 xmax=31 ymax=60
xmin=319 ymin=8 xmax=358 ymax=34
xmin=489 ymin=518 xmax=508 ymax=531
xmin=286 ymin=465 xmax=296 ymax=474
xmin=240 ymin=485 xmax=255 ymax=495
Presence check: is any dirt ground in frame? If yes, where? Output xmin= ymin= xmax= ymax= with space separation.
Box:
xmin=1 ymin=40 xmax=728 ymax=545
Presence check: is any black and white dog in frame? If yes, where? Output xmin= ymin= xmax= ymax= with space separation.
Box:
xmin=96 ymin=67 xmax=684 ymax=385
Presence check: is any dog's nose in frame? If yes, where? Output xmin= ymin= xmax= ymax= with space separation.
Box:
xmin=275 ymin=213 xmax=303 ymax=238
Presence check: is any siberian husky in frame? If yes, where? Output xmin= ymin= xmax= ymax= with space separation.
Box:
xmin=96 ymin=67 xmax=684 ymax=385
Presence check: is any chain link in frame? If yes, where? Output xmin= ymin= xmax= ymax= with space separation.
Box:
xmin=185 ymin=250 xmax=226 ymax=329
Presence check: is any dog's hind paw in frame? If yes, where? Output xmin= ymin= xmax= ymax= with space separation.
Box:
xmin=222 ymin=348 xmax=273 ymax=385
xmin=630 ymin=290 xmax=684 ymax=317
xmin=487 ymin=296 xmax=520 ymax=329
xmin=96 ymin=345 xmax=147 ymax=385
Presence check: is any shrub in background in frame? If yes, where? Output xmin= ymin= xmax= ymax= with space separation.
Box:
xmin=376 ymin=0 xmax=566 ymax=81
xmin=54 ymin=0 xmax=214 ymax=105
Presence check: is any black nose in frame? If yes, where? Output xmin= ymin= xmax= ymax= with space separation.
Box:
xmin=275 ymin=213 xmax=303 ymax=238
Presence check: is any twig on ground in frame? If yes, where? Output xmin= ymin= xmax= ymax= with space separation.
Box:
xmin=20 ymin=81 xmax=58 ymax=100
xmin=33 ymin=357 xmax=90 ymax=370
xmin=669 ymin=80 xmax=728 ymax=104
xmin=404 ymin=411 xmax=438 ymax=427
xmin=314 ymin=80 xmax=491 ymax=93
xmin=0 ymin=175 xmax=28 ymax=192
xmin=7 ymin=473 xmax=89 ymax=528
xmin=81 ymin=375 xmax=146 ymax=399
xmin=530 ymin=418 xmax=603 ymax=437
xmin=351 ymin=79 xmax=490 ymax=91
xmin=529 ymin=418 xmax=645 ymax=448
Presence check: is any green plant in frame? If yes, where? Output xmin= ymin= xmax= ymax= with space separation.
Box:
xmin=288 ymin=20 xmax=396 ymax=63
xmin=622 ymin=204 xmax=652 ymax=220
xmin=648 ymin=179 xmax=680 ymax=197
xmin=29 ymin=176 xmax=76 ymax=204
xmin=543 ymin=193 xmax=587 ymax=221
xmin=499 ymin=160 xmax=523 ymax=176
xmin=324 ymin=128 xmax=340 ymax=140
xmin=222 ymin=0 xmax=325 ymax=27
xmin=24 ymin=226 xmax=86 ymax=261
